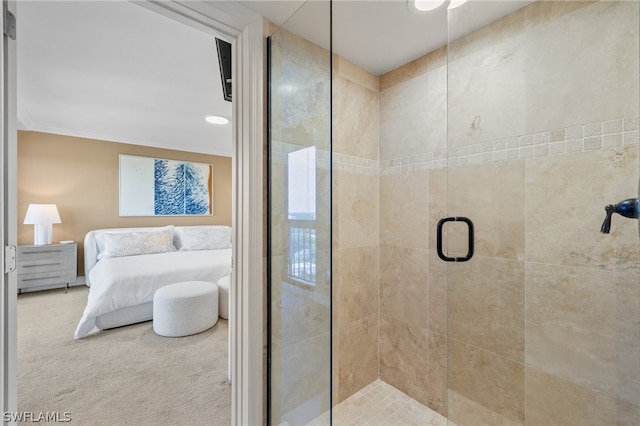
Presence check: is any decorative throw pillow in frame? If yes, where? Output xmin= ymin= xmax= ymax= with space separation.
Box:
xmin=99 ymin=229 xmax=176 ymax=259
xmin=95 ymin=226 xmax=174 ymax=259
xmin=176 ymin=226 xmax=231 ymax=251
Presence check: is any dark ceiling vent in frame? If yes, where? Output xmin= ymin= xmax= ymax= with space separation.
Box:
xmin=216 ymin=38 xmax=232 ymax=102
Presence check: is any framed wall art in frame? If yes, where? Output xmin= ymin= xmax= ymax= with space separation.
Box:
xmin=119 ymin=154 xmax=213 ymax=216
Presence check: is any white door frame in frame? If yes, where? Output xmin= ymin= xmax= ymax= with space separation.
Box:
xmin=1 ymin=0 xmax=18 ymax=421
xmin=3 ymin=1 xmax=265 ymax=424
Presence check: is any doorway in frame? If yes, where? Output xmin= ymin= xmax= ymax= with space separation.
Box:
xmin=3 ymin=0 xmax=265 ymax=423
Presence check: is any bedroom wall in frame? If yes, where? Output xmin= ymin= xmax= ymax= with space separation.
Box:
xmin=17 ymin=130 xmax=232 ymax=277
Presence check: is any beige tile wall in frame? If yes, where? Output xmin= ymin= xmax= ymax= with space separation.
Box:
xmin=375 ymin=1 xmax=640 ymax=425
xmin=271 ymin=1 xmax=640 ymax=425
xmin=332 ymin=55 xmax=380 ymax=404
xmin=377 ymin=42 xmax=449 ymax=417
xmin=269 ymin=27 xmax=333 ymax=426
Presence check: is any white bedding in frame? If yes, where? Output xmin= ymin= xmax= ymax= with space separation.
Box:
xmin=74 ymin=248 xmax=231 ymax=339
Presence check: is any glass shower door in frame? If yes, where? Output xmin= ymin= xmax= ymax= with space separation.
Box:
xmin=267 ymin=2 xmax=332 ymax=425
xmin=445 ymin=1 xmax=640 ymax=425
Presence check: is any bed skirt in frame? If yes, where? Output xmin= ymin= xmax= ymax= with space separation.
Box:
xmin=95 ymin=302 xmax=153 ymax=330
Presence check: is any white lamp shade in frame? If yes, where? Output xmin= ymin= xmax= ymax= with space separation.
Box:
xmin=24 ymin=204 xmax=62 ymax=245
xmin=23 ymin=204 xmax=61 ymax=225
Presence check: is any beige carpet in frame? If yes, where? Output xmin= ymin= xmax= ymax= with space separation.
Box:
xmin=17 ymin=286 xmax=231 ymax=426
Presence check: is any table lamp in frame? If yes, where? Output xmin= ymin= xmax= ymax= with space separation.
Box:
xmin=23 ymin=204 xmax=61 ymax=245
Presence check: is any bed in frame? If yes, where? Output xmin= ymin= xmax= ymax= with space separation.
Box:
xmin=75 ymin=225 xmax=232 ymax=339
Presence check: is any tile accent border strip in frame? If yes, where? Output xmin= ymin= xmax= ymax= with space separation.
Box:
xmin=381 ymin=116 xmax=639 ymax=176
xmin=272 ymin=116 xmax=639 ymax=177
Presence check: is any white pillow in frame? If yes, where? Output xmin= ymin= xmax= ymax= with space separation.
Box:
xmin=99 ymin=229 xmax=176 ymax=259
xmin=95 ymin=226 xmax=174 ymax=259
xmin=176 ymin=226 xmax=231 ymax=251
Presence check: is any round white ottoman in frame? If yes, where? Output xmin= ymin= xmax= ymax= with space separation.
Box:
xmin=217 ymin=275 xmax=229 ymax=320
xmin=153 ymin=281 xmax=218 ymax=337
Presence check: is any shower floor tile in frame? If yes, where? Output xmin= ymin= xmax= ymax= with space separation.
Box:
xmin=307 ymin=379 xmax=451 ymax=426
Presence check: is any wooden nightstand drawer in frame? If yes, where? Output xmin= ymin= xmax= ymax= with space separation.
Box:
xmin=17 ymin=243 xmax=77 ymax=292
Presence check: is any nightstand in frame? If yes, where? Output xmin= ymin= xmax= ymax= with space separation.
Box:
xmin=17 ymin=243 xmax=77 ymax=293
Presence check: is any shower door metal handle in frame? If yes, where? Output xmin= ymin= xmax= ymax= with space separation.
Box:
xmin=436 ymin=217 xmax=474 ymax=262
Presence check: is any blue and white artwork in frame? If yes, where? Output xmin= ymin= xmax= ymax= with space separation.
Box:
xmin=119 ymin=155 xmax=213 ymax=216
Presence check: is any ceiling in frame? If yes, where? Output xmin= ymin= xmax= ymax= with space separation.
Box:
xmin=18 ymin=1 xmax=233 ymax=157
xmin=18 ymin=1 xmax=533 ymax=157
xmin=239 ymin=0 xmax=534 ymax=76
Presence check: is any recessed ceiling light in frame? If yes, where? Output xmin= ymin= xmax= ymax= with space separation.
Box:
xmin=410 ymin=0 xmax=447 ymax=12
xmin=205 ymin=115 xmax=229 ymax=125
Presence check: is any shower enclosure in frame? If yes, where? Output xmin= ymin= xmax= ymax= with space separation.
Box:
xmin=268 ymin=1 xmax=640 ymax=425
